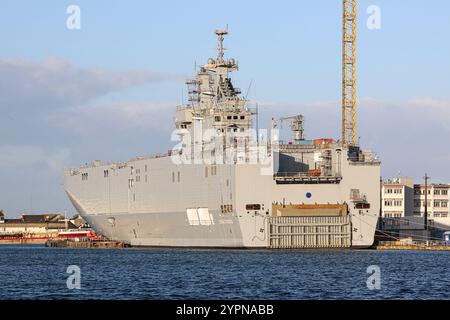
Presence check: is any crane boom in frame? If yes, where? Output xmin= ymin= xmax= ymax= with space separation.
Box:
xmin=342 ymin=0 xmax=357 ymax=146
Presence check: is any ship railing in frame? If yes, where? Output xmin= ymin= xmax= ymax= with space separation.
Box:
xmin=68 ymin=150 xmax=183 ymax=171
xmin=275 ymin=172 xmax=341 ymax=178
xmin=348 ymin=151 xmax=381 ymax=166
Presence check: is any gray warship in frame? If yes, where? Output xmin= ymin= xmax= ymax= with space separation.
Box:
xmin=64 ymin=27 xmax=381 ymax=248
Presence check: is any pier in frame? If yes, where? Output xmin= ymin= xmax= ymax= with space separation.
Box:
xmin=45 ymin=239 xmax=129 ymax=249
xmin=375 ymin=241 xmax=450 ymax=251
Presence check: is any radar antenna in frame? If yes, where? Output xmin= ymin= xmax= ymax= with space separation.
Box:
xmin=214 ymin=26 xmax=228 ymax=65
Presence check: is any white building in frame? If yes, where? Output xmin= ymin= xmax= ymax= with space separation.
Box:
xmin=381 ymin=177 xmax=414 ymax=218
xmin=414 ymin=184 xmax=450 ymax=228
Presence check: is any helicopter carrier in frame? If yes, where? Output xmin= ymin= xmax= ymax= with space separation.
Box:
xmin=64 ymin=26 xmax=381 ymax=249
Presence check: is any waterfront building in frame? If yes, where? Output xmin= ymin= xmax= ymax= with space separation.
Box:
xmin=381 ymin=177 xmax=414 ymax=218
xmin=0 ymin=213 xmax=76 ymax=238
xmin=413 ymin=184 xmax=450 ymax=229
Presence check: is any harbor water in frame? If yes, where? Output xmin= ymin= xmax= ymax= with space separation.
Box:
xmin=0 ymin=245 xmax=449 ymax=300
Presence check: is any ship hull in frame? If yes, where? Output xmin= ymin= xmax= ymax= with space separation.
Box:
xmin=80 ymin=211 xmax=244 ymax=247
xmin=64 ymin=152 xmax=380 ymax=249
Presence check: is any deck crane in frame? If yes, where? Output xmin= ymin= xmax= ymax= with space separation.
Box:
xmin=279 ymin=115 xmax=305 ymax=143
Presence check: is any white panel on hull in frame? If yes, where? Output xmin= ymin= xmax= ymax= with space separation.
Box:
xmin=198 ymin=208 xmax=214 ymax=226
xmin=186 ymin=208 xmax=200 ymax=226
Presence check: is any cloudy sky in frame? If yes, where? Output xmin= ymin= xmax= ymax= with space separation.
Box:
xmin=0 ymin=0 xmax=449 ymax=217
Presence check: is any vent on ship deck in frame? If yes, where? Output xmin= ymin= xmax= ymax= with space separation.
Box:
xmin=268 ymin=216 xmax=351 ymax=249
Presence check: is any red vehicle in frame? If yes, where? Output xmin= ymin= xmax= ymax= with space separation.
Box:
xmin=57 ymin=229 xmax=96 ymax=239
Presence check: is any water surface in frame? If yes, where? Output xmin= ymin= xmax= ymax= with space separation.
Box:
xmin=0 ymin=245 xmax=449 ymax=300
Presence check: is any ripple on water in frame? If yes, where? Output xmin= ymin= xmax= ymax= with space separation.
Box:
xmin=0 ymin=246 xmax=449 ymax=300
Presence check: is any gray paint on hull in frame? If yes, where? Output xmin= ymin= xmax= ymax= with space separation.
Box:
xmin=81 ymin=211 xmax=244 ymax=247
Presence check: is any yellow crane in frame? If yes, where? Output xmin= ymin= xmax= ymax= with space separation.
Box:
xmin=342 ymin=0 xmax=357 ymax=146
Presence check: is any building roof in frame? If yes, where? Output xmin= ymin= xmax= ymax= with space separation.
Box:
xmin=414 ymin=184 xmax=450 ymax=188
xmin=21 ymin=214 xmax=64 ymax=223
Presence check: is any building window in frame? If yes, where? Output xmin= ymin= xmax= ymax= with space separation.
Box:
xmin=434 ymin=190 xmax=441 ymax=195
xmin=205 ymin=167 xmax=208 ymax=178
xmin=227 ymin=116 xmax=232 ymax=120
xmin=145 ymin=165 xmax=148 ymax=172
xmin=104 ymin=170 xmax=109 ymax=178
xmin=393 ymin=200 xmax=402 ymax=207
xmin=442 ymin=190 xmax=448 ymax=196
xmin=233 ymin=116 xmax=238 ymax=120
xmin=82 ymin=173 xmax=88 ymax=181
xmin=177 ymin=171 xmax=180 ymax=182
xmin=172 ymin=172 xmax=175 ymax=183
xmin=215 ymin=116 xmax=221 ymax=122
xmin=240 ymin=116 xmax=245 ymax=120
xmin=145 ymin=175 xmax=148 ymax=183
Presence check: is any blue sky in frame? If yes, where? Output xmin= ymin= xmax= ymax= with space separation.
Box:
xmin=0 ymin=0 xmax=449 ymax=216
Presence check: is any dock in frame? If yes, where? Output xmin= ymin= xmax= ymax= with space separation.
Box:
xmin=375 ymin=241 xmax=450 ymax=251
xmin=45 ymin=239 xmax=129 ymax=248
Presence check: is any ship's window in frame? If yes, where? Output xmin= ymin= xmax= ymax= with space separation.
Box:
xmin=240 ymin=116 xmax=245 ymax=120
xmin=246 ymin=204 xmax=261 ymax=210
xmin=215 ymin=116 xmax=221 ymax=122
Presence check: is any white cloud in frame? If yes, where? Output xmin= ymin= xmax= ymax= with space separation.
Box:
xmin=0 ymin=56 xmax=181 ymax=113
xmin=0 ymin=145 xmax=71 ymax=172
xmin=46 ymin=101 xmax=175 ymax=135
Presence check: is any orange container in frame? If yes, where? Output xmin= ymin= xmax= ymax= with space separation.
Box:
xmin=313 ymin=138 xmax=334 ymax=145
